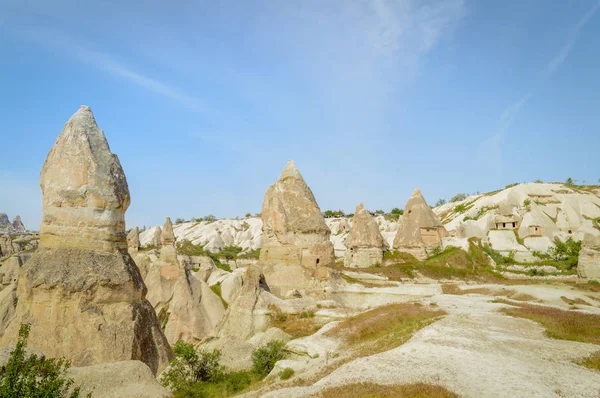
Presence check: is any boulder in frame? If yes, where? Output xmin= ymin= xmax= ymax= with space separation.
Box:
xmin=68 ymin=360 xmax=173 ymax=398
xmin=393 ymin=188 xmax=447 ymax=260
xmin=578 ymin=234 xmax=600 ymax=279
xmin=259 ymin=161 xmax=334 ymax=297
xmin=344 ymin=203 xmax=387 ymax=268
xmin=0 ymin=106 xmax=173 ymax=374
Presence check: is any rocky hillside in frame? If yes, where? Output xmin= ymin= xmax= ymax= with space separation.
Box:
xmin=0 ymin=213 xmax=26 ymax=233
xmin=139 ymin=183 xmax=600 ymax=262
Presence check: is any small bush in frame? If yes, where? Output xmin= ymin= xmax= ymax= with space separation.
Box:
xmin=279 ymin=367 xmax=294 ymax=380
xmin=450 ymin=193 xmax=468 ymax=203
xmin=0 ymin=324 xmax=85 ymax=398
xmin=176 ymin=240 xmax=207 ymax=256
xmin=162 ymin=341 xmax=225 ymax=391
xmin=238 ymin=248 xmax=260 ymax=259
xmin=435 ymin=198 xmax=447 ymax=207
xmin=251 ymin=341 xmax=286 ymax=378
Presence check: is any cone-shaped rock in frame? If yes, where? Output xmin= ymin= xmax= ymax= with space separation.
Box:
xmin=259 ymin=160 xmax=334 ymax=297
xmin=160 ymin=217 xmax=176 ymax=246
xmin=127 ymin=226 xmax=140 ymax=253
xmin=344 ymin=203 xmax=387 ymax=267
xmin=159 ymin=217 xmax=177 ymax=265
xmin=11 ymin=216 xmax=25 ymax=233
xmin=151 ymin=226 xmax=162 ymax=247
xmin=393 ymin=188 xmax=447 ymax=260
xmin=0 ymin=106 xmax=173 ymax=374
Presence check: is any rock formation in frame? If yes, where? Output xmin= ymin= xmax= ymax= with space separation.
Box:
xmin=393 ymin=188 xmax=447 ymax=260
xmin=0 ymin=213 xmax=13 ymax=233
xmin=0 ymin=106 xmax=172 ymax=374
xmin=259 ymin=160 xmax=334 ymax=297
xmin=344 ymin=203 xmax=387 ymax=267
xmin=128 ymin=226 xmax=140 ymax=253
xmin=11 ymin=216 xmax=25 ymax=233
xmin=216 ymin=266 xmax=274 ymax=340
xmin=142 ymin=216 xmax=225 ymax=344
xmin=578 ymin=233 xmax=600 ymax=279
xmin=151 ymin=226 xmax=162 ymax=247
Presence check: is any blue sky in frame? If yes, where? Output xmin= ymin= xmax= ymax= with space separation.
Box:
xmin=1 ymin=0 xmax=599 ymax=230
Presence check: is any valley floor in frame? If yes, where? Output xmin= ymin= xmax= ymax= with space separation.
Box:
xmin=244 ymin=282 xmax=600 ymax=398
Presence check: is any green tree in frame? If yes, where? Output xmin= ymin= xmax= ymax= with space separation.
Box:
xmin=390 ymin=208 xmax=403 ymax=216
xmin=0 ymin=324 xmax=85 ymax=398
xmin=175 ymin=218 xmax=185 ymax=224
xmin=450 ymin=193 xmax=467 ymax=202
xmin=435 ymin=198 xmax=447 ymax=207
xmin=244 ymin=213 xmax=252 ymax=218
xmin=161 ymin=341 xmax=225 ymax=392
xmin=566 ymin=177 xmax=574 ymax=185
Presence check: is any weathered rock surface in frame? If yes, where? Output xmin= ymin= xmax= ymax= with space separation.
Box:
xmin=11 ymin=216 xmax=25 ymax=233
xmin=0 ymin=213 xmax=13 ymax=232
xmin=344 ymin=203 xmax=387 ymax=268
xmin=151 ymin=226 xmax=162 ymax=247
xmin=140 ymin=220 xmax=226 ymax=344
xmin=68 ymin=360 xmax=173 ymax=398
xmin=259 ymin=161 xmax=334 ymax=297
xmin=216 ymin=266 xmax=275 ymax=340
xmin=128 ymin=226 xmax=140 ymax=253
xmin=0 ymin=106 xmax=172 ymax=374
xmin=578 ymin=233 xmax=600 ymax=279
xmin=393 ymin=188 xmax=447 ymax=260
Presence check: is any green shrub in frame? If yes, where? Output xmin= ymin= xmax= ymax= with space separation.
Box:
xmin=390 ymin=208 xmax=404 ymax=216
xmin=589 ymin=280 xmax=600 ymax=285
xmin=450 ymin=193 xmax=468 ymax=203
xmin=238 ymin=249 xmax=260 ymax=260
xmin=323 ymin=210 xmax=345 ymax=217
xmin=550 ymin=237 xmax=582 ymax=269
xmin=176 ymin=240 xmax=207 ymax=256
xmin=217 ymin=246 xmax=243 ymax=261
xmin=280 ymin=367 xmax=294 ymax=380
xmin=523 ymin=198 xmax=531 ymax=207
xmin=162 ymin=342 xmax=225 ymax=392
xmin=251 ymin=341 xmax=286 ymax=378
xmin=435 ymin=198 xmax=447 ymax=207
xmin=0 ymin=324 xmax=85 ymax=398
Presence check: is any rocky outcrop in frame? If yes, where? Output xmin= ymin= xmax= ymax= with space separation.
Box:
xmin=151 ymin=226 xmax=162 ymax=247
xmin=259 ymin=161 xmax=334 ymax=297
xmin=0 ymin=106 xmax=172 ymax=374
xmin=11 ymin=216 xmax=25 ymax=233
xmin=344 ymin=203 xmax=387 ymax=268
xmin=393 ymin=188 xmax=447 ymax=260
xmin=0 ymin=234 xmax=38 ymax=260
xmin=578 ymin=234 xmax=600 ymax=279
xmin=141 ymin=217 xmax=225 ymax=344
xmin=0 ymin=213 xmax=13 ymax=233
xmin=128 ymin=226 xmax=140 ymax=253
xmin=216 ymin=266 xmax=274 ymax=340
xmin=68 ymin=360 xmax=173 ymax=398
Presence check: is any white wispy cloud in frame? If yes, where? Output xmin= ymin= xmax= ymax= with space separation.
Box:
xmin=478 ymin=0 xmax=600 ymax=175
xmin=14 ymin=28 xmax=211 ymax=114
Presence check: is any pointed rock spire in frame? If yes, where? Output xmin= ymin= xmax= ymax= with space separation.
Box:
xmin=259 ymin=160 xmax=334 ymax=297
xmin=39 ymin=105 xmax=130 ymax=252
xmin=161 ymin=217 xmax=175 ymax=246
xmin=344 ymin=203 xmax=387 ymax=268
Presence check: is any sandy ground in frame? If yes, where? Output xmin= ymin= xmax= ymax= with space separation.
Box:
xmin=254 ymin=283 xmax=600 ymax=398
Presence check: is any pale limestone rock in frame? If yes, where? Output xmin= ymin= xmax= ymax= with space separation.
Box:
xmin=0 ymin=106 xmax=172 ymax=374
xmin=259 ymin=161 xmax=334 ymax=297
xmin=393 ymin=188 xmax=447 ymax=260
xmin=578 ymin=234 xmax=600 ymax=279
xmin=159 ymin=218 xmax=177 ymax=265
xmin=128 ymin=226 xmax=140 ymax=253
xmin=220 ymin=270 xmax=244 ymax=304
xmin=68 ymin=360 xmax=173 ymax=398
xmin=216 ymin=266 xmax=275 ymax=340
xmin=38 ymin=106 xmax=130 ymax=252
xmin=152 ymin=226 xmax=162 ymax=247
xmin=344 ymin=203 xmax=387 ymax=268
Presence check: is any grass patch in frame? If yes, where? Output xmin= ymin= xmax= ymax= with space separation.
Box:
xmin=500 ymin=302 xmax=600 ymax=344
xmin=279 ymin=367 xmax=294 ymax=380
xmin=210 ymin=283 xmax=229 ymax=309
xmin=578 ymin=351 xmax=600 ymax=372
xmin=560 ymin=296 xmax=588 ymax=306
xmin=382 ymin=250 xmax=417 ymax=264
xmin=269 ymin=306 xmax=323 ymax=338
xmin=238 ymin=248 xmax=260 ymax=260
xmin=325 ymin=303 xmax=445 ymax=356
xmin=318 ymin=382 xmax=458 ymax=398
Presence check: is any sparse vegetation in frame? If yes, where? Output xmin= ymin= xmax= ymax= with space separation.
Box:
xmin=319 ymin=382 xmax=458 ymax=398
xmin=0 ymin=324 xmax=86 ymax=398
xmin=323 ymin=210 xmax=346 ymax=218
xmin=500 ymin=302 xmax=600 ymax=344
xmin=435 ymin=198 xmax=447 ymax=207
xmin=176 ymin=240 xmax=208 ymax=256
xmin=210 ymin=283 xmax=228 ymax=309
xmin=251 ymin=341 xmax=286 ymax=378
xmin=279 ymin=367 xmax=294 ymax=380
xmin=441 ymin=284 xmax=536 ymax=301
xmin=463 ymin=205 xmax=498 ymax=221
xmin=326 ymin=303 xmax=445 ymax=357
xmin=578 ymin=351 xmax=600 ymax=372
xmin=238 ymin=248 xmax=260 ymax=260
xmin=450 ymin=193 xmax=468 ymax=203
xmin=162 ymin=340 xmax=284 ymax=397
xmin=269 ymin=306 xmax=323 ymax=338
xmin=505 ymin=183 xmax=519 ymax=189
